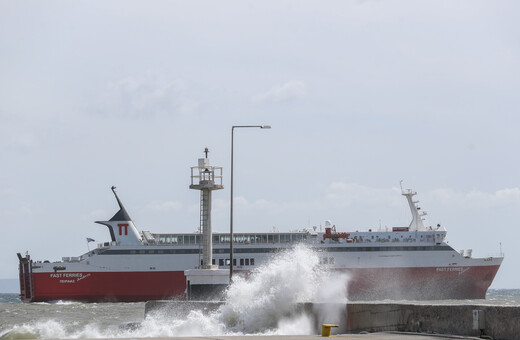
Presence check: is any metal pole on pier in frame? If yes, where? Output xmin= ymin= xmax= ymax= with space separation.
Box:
xmin=230 ymin=125 xmax=271 ymax=281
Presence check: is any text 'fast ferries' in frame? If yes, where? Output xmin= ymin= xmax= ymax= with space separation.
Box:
xmin=50 ymin=273 xmax=91 ymax=283
xmin=436 ymin=267 xmax=470 ymax=275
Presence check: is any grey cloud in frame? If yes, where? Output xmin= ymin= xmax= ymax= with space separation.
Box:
xmin=96 ymin=74 xmax=199 ymax=119
xmin=252 ymin=80 xmax=306 ymax=103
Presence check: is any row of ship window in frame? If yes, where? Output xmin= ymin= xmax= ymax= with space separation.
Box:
xmin=320 ymin=257 xmax=335 ymax=264
xmin=100 ymin=245 xmax=451 ymax=255
xmin=123 ymin=249 xmax=275 ymax=255
xmin=205 ymin=257 xmax=334 ymax=266
xmin=207 ymin=257 xmax=333 ymax=266
xmin=154 ymin=233 xmax=438 ymax=245
xmin=155 ymin=233 xmax=307 ymax=245
xmin=202 ymin=258 xmax=256 ymax=266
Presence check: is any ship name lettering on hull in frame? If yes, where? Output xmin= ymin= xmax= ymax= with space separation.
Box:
xmin=50 ymin=273 xmax=91 ymax=282
xmin=436 ymin=267 xmax=470 ymax=275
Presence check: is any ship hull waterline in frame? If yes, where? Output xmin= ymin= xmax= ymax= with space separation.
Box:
xmin=20 ymin=264 xmax=501 ymax=303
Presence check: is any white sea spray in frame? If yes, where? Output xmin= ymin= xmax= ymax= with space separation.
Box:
xmin=1 ymin=289 xmax=519 ymax=338
xmin=0 ymin=245 xmax=351 ymax=338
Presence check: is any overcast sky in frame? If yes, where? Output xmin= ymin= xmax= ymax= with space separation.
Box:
xmin=1 ymin=1 xmax=519 ymax=289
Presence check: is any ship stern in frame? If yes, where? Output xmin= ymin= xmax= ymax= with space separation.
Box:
xmin=17 ymin=253 xmax=34 ymax=302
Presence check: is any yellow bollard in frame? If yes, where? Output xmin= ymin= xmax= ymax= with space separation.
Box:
xmin=321 ymin=324 xmax=338 ymax=337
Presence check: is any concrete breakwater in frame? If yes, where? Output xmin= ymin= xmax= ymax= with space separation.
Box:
xmin=145 ymin=301 xmax=520 ymax=339
xmin=345 ymin=303 xmax=520 ymax=339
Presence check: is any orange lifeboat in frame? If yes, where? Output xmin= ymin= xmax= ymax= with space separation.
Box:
xmin=323 ymin=226 xmax=350 ymax=240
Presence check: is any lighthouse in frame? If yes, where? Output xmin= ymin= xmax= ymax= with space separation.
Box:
xmin=185 ymin=148 xmax=229 ymax=300
xmin=189 ymin=148 xmax=224 ymax=269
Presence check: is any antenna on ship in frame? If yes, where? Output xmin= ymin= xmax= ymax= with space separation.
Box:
xmin=189 ymin=148 xmax=224 ymax=269
xmin=400 ymin=181 xmax=427 ymax=231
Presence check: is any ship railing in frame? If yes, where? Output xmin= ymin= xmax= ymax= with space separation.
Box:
xmin=61 ymin=257 xmax=81 ymax=263
xmin=154 ymin=232 xmax=309 ymax=245
xmin=485 ymin=252 xmax=504 ymax=259
xmin=97 ymin=241 xmax=117 ymax=248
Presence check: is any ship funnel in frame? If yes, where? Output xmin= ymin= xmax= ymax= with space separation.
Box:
xmin=95 ymin=187 xmax=142 ymax=245
xmin=109 ymin=186 xmax=132 ymax=221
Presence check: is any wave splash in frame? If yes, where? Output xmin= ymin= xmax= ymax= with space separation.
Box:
xmin=139 ymin=244 xmax=349 ymax=337
xmin=1 ymin=245 xmax=349 ymax=338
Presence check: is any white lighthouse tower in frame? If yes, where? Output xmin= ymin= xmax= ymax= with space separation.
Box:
xmin=189 ymin=147 xmax=223 ymax=269
xmin=185 ymin=148 xmax=229 ymax=300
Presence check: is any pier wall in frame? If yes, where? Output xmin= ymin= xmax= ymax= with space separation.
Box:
xmin=345 ymin=303 xmax=520 ymax=339
xmin=144 ymin=301 xmax=520 ymax=340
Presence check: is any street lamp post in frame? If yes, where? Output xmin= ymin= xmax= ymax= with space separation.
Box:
xmin=230 ymin=125 xmax=271 ymax=281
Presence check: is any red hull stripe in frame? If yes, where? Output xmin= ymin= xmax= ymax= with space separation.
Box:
xmin=31 ymin=271 xmax=186 ymax=302
xmin=27 ymin=265 xmax=501 ymax=302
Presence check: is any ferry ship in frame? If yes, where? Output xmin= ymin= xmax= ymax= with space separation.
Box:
xmin=18 ymin=186 xmax=503 ymax=302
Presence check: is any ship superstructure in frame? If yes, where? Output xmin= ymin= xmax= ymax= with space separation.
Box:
xmin=17 ymin=150 xmax=503 ymax=302
xmin=17 ymin=183 xmax=503 ymax=302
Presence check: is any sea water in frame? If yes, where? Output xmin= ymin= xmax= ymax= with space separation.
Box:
xmin=0 ymin=245 xmax=349 ymax=338
xmin=1 ymin=245 xmax=518 ymax=339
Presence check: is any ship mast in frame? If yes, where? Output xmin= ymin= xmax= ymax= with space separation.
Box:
xmin=400 ymin=181 xmax=427 ymax=231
